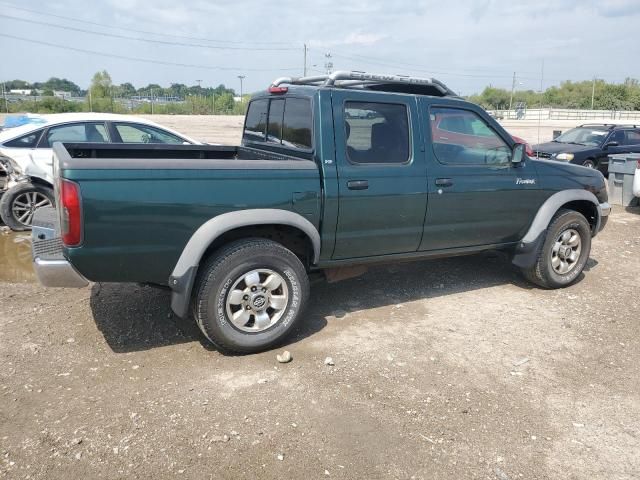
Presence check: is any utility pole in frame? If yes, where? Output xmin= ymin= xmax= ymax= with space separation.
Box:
xmin=88 ymin=89 xmax=93 ymax=112
xmin=324 ymin=52 xmax=333 ymax=74
xmin=591 ymin=77 xmax=596 ymax=110
xmin=303 ymin=43 xmax=308 ymax=76
xmin=1 ymin=82 xmax=8 ymax=113
xmin=237 ymin=75 xmax=245 ymax=103
xmin=195 ymin=79 xmax=202 ymax=114
xmin=537 ymin=59 xmax=544 ymax=146
xmin=508 ymin=71 xmax=516 ymax=112
xmin=150 ymin=88 xmax=154 ymax=115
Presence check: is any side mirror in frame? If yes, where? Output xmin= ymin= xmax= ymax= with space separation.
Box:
xmin=604 ymin=141 xmax=619 ymax=149
xmin=512 ymin=143 xmax=526 ymax=165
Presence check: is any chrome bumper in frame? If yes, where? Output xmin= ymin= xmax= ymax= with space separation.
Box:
xmin=31 ymin=206 xmax=88 ymax=288
xmin=33 ymin=257 xmax=89 ymax=288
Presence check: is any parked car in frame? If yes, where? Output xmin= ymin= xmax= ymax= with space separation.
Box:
xmin=31 ymin=71 xmax=610 ymax=354
xmin=532 ymin=123 xmax=640 ymax=174
xmin=0 ymin=113 xmax=200 ymax=230
xmin=634 ymin=158 xmax=640 ymax=199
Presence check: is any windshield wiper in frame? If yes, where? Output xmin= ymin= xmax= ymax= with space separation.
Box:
xmin=566 ymin=141 xmax=586 ymax=146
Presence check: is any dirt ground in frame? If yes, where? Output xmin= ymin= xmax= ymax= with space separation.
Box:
xmin=0 ymin=207 xmax=638 ymax=479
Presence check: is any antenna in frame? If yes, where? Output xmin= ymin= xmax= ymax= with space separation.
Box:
xmin=324 ymin=52 xmax=333 ymax=75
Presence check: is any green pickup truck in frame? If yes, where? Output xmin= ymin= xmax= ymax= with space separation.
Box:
xmin=31 ymin=71 xmax=611 ymax=354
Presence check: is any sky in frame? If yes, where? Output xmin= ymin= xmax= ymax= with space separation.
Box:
xmin=1 ymin=0 xmax=639 ymax=95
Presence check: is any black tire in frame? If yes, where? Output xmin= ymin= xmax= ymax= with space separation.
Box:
xmin=193 ymin=238 xmax=310 ymax=354
xmin=0 ymin=183 xmax=55 ymax=231
xmin=582 ymin=158 xmax=596 ymax=169
xmin=521 ymin=209 xmax=591 ymax=289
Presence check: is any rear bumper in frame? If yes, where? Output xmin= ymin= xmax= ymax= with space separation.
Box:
xmin=33 ymin=257 xmax=89 ymax=288
xmin=31 ymin=206 xmax=88 ymax=288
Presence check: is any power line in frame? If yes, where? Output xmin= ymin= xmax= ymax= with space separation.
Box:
xmin=330 ymin=52 xmax=521 ymax=79
xmin=0 ymin=13 xmax=297 ymax=51
xmin=0 ymin=33 xmax=301 ymax=72
xmin=0 ymin=1 xmax=292 ymax=47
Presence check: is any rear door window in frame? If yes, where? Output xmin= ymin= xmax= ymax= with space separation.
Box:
xmin=344 ymin=102 xmax=410 ymax=164
xmin=42 ymin=122 xmax=109 ymax=148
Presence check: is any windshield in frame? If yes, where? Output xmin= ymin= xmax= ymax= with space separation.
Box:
xmin=554 ymin=127 xmax=609 ymax=146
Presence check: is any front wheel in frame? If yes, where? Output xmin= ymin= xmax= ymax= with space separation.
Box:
xmin=521 ymin=209 xmax=592 ymax=289
xmin=193 ymin=239 xmax=309 ymax=354
xmin=582 ymin=159 xmax=596 ymax=169
xmin=0 ymin=183 xmax=54 ymax=231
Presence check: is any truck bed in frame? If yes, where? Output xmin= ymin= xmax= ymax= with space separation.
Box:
xmin=62 ymin=143 xmax=310 ymax=162
xmin=52 ymin=143 xmax=321 ymax=285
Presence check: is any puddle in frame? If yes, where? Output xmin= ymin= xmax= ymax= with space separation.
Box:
xmin=0 ymin=229 xmax=36 ymax=283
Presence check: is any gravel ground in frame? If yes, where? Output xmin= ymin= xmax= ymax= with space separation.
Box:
xmin=1 ymin=208 xmax=639 ymax=480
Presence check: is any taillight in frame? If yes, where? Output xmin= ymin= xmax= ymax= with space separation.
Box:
xmin=268 ymin=86 xmax=288 ymax=94
xmin=60 ymin=179 xmax=82 ymax=246
xmin=637 ymin=159 xmax=640 ymax=169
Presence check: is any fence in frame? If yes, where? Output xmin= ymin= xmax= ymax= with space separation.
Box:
xmin=491 ymin=108 xmax=640 ymax=122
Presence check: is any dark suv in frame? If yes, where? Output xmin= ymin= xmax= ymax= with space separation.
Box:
xmin=532 ymin=124 xmax=640 ymax=174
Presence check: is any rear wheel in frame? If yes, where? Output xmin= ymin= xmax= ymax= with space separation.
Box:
xmin=0 ymin=183 xmax=54 ymax=231
xmin=521 ymin=209 xmax=591 ymax=289
xmin=193 ymin=239 xmax=309 ymax=354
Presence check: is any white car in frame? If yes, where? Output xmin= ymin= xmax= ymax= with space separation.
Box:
xmin=0 ymin=113 xmax=200 ymax=230
xmin=634 ymin=159 xmax=640 ymax=199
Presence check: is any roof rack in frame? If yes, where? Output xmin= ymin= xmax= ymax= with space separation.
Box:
xmin=270 ymin=70 xmax=458 ymax=97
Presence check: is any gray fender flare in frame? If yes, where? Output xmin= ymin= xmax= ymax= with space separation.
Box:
xmin=512 ymin=189 xmax=601 ymax=268
xmin=169 ymin=209 xmax=320 ymax=317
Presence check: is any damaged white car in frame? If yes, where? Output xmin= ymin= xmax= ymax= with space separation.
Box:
xmin=0 ymin=113 xmax=199 ymax=230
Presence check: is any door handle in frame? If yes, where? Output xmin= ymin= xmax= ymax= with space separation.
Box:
xmin=347 ymin=180 xmax=369 ymax=190
xmin=435 ymin=178 xmax=453 ymax=187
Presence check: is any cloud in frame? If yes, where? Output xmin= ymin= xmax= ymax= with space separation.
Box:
xmin=310 ymin=32 xmax=387 ymax=49
xmin=596 ymin=0 xmax=640 ymax=17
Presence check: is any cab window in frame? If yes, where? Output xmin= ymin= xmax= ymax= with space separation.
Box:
xmin=282 ymin=98 xmax=312 ymax=149
xmin=243 ymin=99 xmax=268 ymax=142
xmin=430 ymin=107 xmax=511 ymax=165
xmin=243 ymin=97 xmax=313 ymax=150
xmin=266 ymin=99 xmax=285 ymax=144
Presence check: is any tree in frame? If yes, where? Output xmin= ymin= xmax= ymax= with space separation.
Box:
xmin=119 ymin=82 xmax=136 ymax=96
xmin=214 ymin=92 xmax=236 ymax=114
xmin=90 ymin=70 xmax=113 ymax=99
